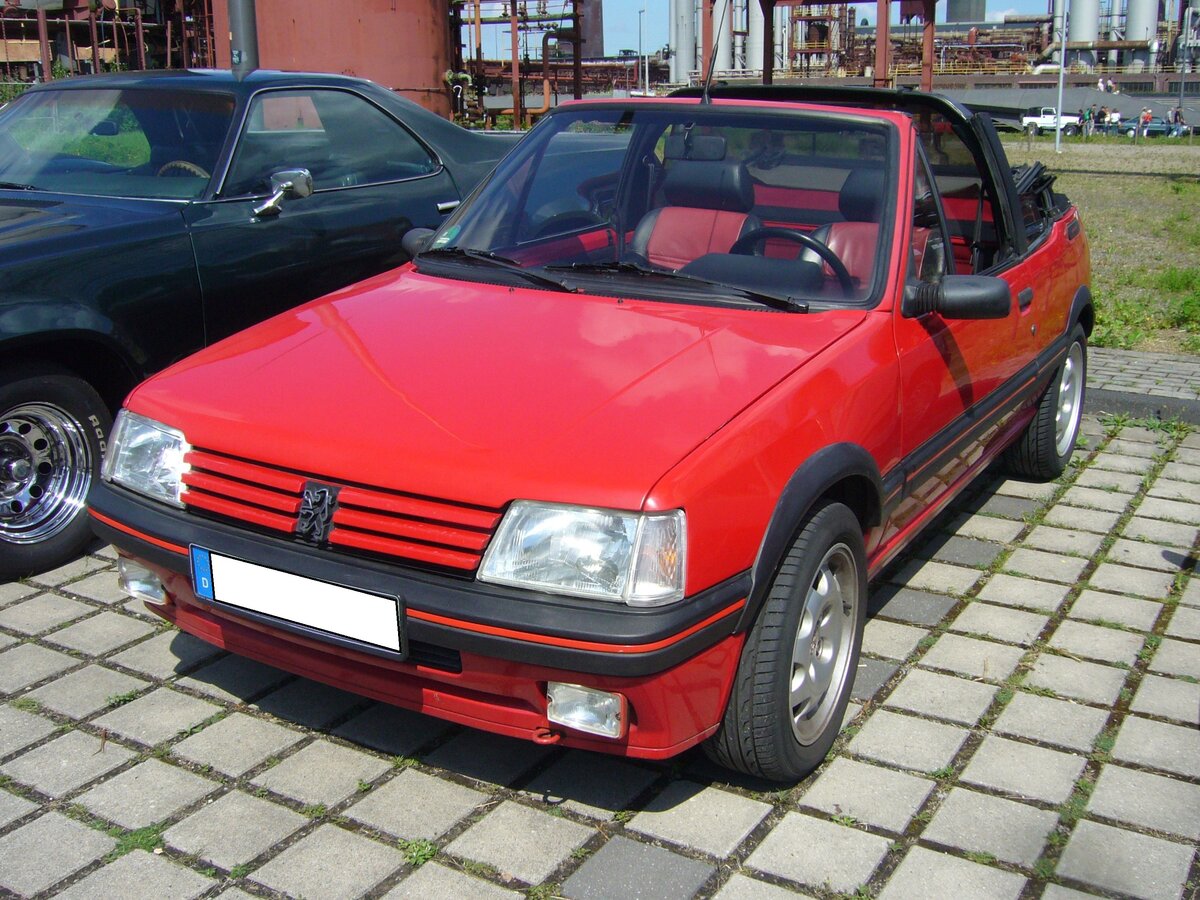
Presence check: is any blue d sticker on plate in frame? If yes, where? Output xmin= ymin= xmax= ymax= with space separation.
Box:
xmin=190 ymin=547 xmax=214 ymax=600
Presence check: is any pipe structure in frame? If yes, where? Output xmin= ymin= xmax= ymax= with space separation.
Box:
xmin=714 ymin=0 xmax=733 ymax=70
xmin=747 ymin=0 xmax=764 ymax=72
xmin=1125 ymin=0 xmax=1158 ymax=69
xmin=36 ymin=5 xmax=49 ymax=79
xmin=1069 ymin=0 xmax=1099 ymax=66
xmin=228 ymin=0 xmax=259 ymax=79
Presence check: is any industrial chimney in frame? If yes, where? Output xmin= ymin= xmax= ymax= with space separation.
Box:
xmin=228 ymin=0 xmax=260 ymax=80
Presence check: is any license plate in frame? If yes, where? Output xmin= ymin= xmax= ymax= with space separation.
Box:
xmin=190 ymin=547 xmax=405 ymax=654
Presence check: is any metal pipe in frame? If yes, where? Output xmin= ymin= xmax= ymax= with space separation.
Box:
xmin=36 ymin=5 xmax=50 ymax=80
xmin=228 ymin=0 xmax=258 ymax=79
xmin=136 ymin=9 xmax=145 ymax=71
xmin=1056 ymin=0 xmax=1069 ymax=153
xmin=89 ymin=12 xmax=99 ymax=73
xmin=510 ymin=3 xmax=521 ymax=127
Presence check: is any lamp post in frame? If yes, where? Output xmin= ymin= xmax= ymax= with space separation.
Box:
xmin=1055 ymin=0 xmax=1069 ymax=154
xmin=638 ymin=8 xmax=646 ymax=94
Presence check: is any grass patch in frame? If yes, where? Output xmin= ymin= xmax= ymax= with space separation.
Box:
xmin=10 ymin=697 xmax=41 ymax=712
xmin=104 ymin=824 xmax=166 ymax=862
xmin=398 ymin=837 xmax=438 ymax=867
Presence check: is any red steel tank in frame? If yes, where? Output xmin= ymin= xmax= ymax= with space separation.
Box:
xmin=211 ymin=0 xmax=454 ymax=117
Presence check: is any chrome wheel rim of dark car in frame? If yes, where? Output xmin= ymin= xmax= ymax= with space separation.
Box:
xmin=1055 ymin=342 xmax=1084 ymax=458
xmin=0 ymin=403 xmax=93 ymax=544
xmin=790 ymin=542 xmax=858 ymax=744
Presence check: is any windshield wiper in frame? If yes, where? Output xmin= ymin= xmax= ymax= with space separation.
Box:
xmin=419 ymin=246 xmax=576 ymax=293
xmin=546 ymin=260 xmax=809 ymax=313
xmin=0 ymin=181 xmax=39 ymax=191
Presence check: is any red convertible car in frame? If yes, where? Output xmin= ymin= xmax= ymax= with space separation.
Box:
xmin=90 ymin=87 xmax=1091 ymax=781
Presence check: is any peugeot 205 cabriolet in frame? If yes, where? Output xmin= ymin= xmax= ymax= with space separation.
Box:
xmin=89 ymin=88 xmax=1091 ymax=781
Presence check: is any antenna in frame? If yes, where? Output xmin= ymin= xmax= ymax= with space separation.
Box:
xmin=700 ymin=0 xmax=731 ymax=104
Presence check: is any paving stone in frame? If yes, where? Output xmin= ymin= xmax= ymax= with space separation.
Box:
xmin=848 ymin=709 xmax=968 ymax=774
xmin=1149 ymin=478 xmax=1200 ymax=503
xmin=0 ymin=631 xmax=14 ymax=650
xmin=385 ymin=862 xmax=522 ymax=899
xmin=447 ymin=800 xmax=592 ymax=884
xmin=61 ymin=571 xmax=129 ymax=605
xmin=164 ymin=790 xmax=307 ymax=869
xmin=922 ymin=534 xmax=1004 ymax=568
xmin=0 ymin=729 xmax=134 ymax=797
xmin=172 ymin=711 xmax=304 ymax=777
xmin=523 ymin=751 xmax=659 ymax=821
xmin=1041 ymin=886 xmax=1102 ymax=900
xmin=253 ymin=677 xmax=365 ymax=730
xmin=950 ymin=603 xmax=1048 ymax=646
xmin=798 ymin=757 xmax=935 ymax=833
xmin=977 ymin=573 xmax=1070 ymax=613
xmin=922 ymin=787 xmax=1057 ymax=866
xmin=1112 ymin=716 xmax=1200 ymax=778
xmin=918 ymin=633 xmax=1024 ymax=681
xmin=54 ymin=849 xmax=217 ymax=900
xmin=0 ymin=581 xmax=37 ymax=606
xmin=424 ymin=729 xmax=552 ymax=786
xmin=714 ymin=874 xmax=814 ymax=900
xmin=252 ymin=824 xmax=405 ymax=899
xmin=891 ymin=559 xmax=981 ymax=595
xmin=1075 ymin=467 xmax=1144 ymax=492
xmin=1003 ymin=549 xmax=1089 ymax=584
xmin=77 ymin=758 xmax=218 ymax=829
xmin=1043 ymin=504 xmax=1121 ymax=534
xmin=1069 ymin=590 xmax=1162 ymax=631
xmin=1048 ymin=620 xmax=1144 ymax=665
xmin=880 ymin=847 xmax=1025 ymax=899
xmin=1022 ymin=525 xmax=1105 ymax=557
xmin=122 ymin=597 xmax=160 ymax=620
xmin=629 ymin=780 xmax=770 ymax=857
xmin=1137 ymin=496 xmax=1200 ymax=526
xmin=1088 ymin=453 xmax=1156 ymax=475
xmin=1090 ymin=764 xmax=1200 ymax=841
xmin=27 ymin=556 xmax=109 ymax=587
xmin=993 ymin=478 xmax=1059 ymax=501
xmin=1058 ymin=820 xmax=1193 ymax=900
xmin=562 ymin=835 xmax=715 ymax=900
xmin=1122 ymin=516 xmax=1198 ymax=549
xmin=994 ymin=693 xmax=1109 ymax=753
xmin=93 ymin=687 xmax=221 ymax=747
xmin=1025 ymin=654 xmax=1127 ymax=706
xmin=1131 ymin=673 xmax=1200 ymax=725
xmin=176 ymin=654 xmax=291 ymax=704
xmin=1165 ymin=606 xmax=1200 ymax=640
xmin=961 ymin=736 xmax=1085 ymax=804
xmin=1061 ymin=485 xmax=1132 ymax=513
xmin=974 ymin=493 xmax=1041 ymax=520
xmin=1184 ymin=578 xmax=1200 ymax=608
xmin=1159 ymin=461 xmax=1200 ymax=484
xmin=0 ymin=786 xmax=37 ymax=829
xmin=251 ymin=738 xmax=390 ymax=806
xmin=0 ymin=703 xmax=56 ymax=757
xmin=870 ymin=587 xmax=957 ymax=627
xmin=746 ymin=812 xmax=889 ymax=893
xmin=0 ymin=593 xmax=93 ymax=635
xmin=0 ymin=811 xmax=116 ymax=895
xmin=1103 ymin=439 xmax=1160 ymax=459
xmin=24 ymin=664 xmax=148 ymax=719
xmin=883 ymin=668 xmax=996 ymax=726
xmin=1107 ymin=539 xmax=1192 ymax=574
xmin=108 ymin=629 xmax=224 ymax=680
xmin=47 ymin=611 xmax=158 ymax=657
xmin=1149 ymin=637 xmax=1200 ymax=679
xmin=332 ymin=702 xmax=453 ymax=756
xmin=852 ymin=656 xmax=899 ymax=701
xmin=949 ymin=514 xmax=1025 ymax=543
xmin=346 ymin=767 xmax=485 ymax=840
xmin=862 ymin=619 xmax=928 ymax=660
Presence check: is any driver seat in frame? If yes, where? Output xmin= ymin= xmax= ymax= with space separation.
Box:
xmin=804 ymin=168 xmax=884 ymax=285
xmin=629 ymin=161 xmax=761 ymax=270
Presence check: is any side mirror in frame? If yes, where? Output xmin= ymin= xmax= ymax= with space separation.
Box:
xmin=902 ymin=275 xmax=1011 ymax=320
xmin=252 ymin=168 xmax=314 ymax=218
xmin=91 ymin=120 xmax=119 ymax=136
xmin=401 ymin=227 xmax=436 ymax=258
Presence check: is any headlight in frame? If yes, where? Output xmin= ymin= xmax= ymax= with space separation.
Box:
xmin=102 ymin=410 xmax=190 ymax=508
xmin=479 ymin=502 xmax=685 ymax=606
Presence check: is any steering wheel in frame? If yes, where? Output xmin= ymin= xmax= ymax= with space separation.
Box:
xmin=730 ymin=226 xmax=854 ymax=297
xmin=156 ymin=159 xmax=210 ymax=179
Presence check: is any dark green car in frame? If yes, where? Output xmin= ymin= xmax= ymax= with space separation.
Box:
xmin=0 ymin=69 xmax=519 ymax=579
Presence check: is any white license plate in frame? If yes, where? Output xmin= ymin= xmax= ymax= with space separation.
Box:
xmin=190 ymin=547 xmax=403 ymax=652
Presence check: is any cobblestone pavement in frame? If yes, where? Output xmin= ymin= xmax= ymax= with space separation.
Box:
xmin=1 ymin=414 xmax=1198 ymax=900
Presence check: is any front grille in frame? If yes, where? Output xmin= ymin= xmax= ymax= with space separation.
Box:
xmin=181 ymin=448 xmax=501 ymax=572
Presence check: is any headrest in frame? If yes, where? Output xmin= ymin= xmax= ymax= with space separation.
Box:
xmin=662 ymin=161 xmax=755 ymax=213
xmin=839 ymin=168 xmax=886 ymax=222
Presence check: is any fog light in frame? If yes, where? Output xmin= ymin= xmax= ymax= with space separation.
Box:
xmin=546 ymin=682 xmax=627 ymax=739
xmin=118 ymin=558 xmax=167 ymax=606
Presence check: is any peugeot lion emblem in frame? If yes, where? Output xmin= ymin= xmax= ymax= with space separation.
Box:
xmin=296 ymin=483 xmax=338 ymax=544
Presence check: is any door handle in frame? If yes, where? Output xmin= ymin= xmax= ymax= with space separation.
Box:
xmin=1018 ymin=287 xmax=1034 ymax=309
xmin=436 ymin=200 xmax=460 ymax=214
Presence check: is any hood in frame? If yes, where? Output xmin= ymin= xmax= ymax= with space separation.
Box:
xmin=0 ymin=193 xmax=182 ymax=253
xmin=131 ymin=270 xmax=865 ymax=511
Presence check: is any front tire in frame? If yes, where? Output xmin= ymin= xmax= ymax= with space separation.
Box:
xmin=705 ymin=502 xmax=866 ymax=782
xmin=0 ymin=367 xmax=110 ymax=581
xmin=1006 ymin=326 xmax=1086 ymax=480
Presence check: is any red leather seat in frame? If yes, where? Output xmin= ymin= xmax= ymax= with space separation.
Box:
xmin=629 ymin=161 xmax=761 ymax=270
xmin=805 ymin=168 xmax=884 ymax=286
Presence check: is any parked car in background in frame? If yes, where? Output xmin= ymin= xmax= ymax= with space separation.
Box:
xmin=1125 ymin=116 xmax=1174 ymax=137
xmin=91 ymin=87 xmax=1092 ymax=781
xmin=1021 ymin=106 xmax=1081 ymax=135
xmin=0 ymin=69 xmax=519 ymax=579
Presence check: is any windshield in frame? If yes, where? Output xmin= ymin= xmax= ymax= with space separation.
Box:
xmin=423 ymin=102 xmax=895 ymax=308
xmin=0 ymin=87 xmax=235 ymax=200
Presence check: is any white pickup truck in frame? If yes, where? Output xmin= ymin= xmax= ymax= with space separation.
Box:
xmin=1021 ymin=107 xmax=1082 ymax=135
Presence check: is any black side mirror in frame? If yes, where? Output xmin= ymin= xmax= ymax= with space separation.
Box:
xmin=91 ymin=120 xmax=119 ymax=136
xmin=401 ymin=227 xmax=436 ymax=258
xmin=902 ymin=275 xmax=1011 ymax=320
